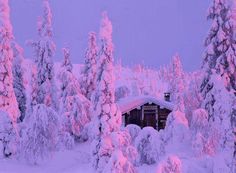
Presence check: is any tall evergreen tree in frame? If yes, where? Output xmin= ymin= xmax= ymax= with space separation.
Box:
xmin=12 ymin=42 xmax=27 ymax=122
xmin=30 ymin=0 xmax=57 ymax=110
xmin=0 ymin=0 xmax=19 ymax=122
xmin=169 ymin=54 xmax=185 ymax=112
xmin=81 ymin=32 xmax=98 ymax=100
xmin=201 ymin=0 xmax=236 ymax=149
xmin=92 ymin=12 xmax=135 ymax=173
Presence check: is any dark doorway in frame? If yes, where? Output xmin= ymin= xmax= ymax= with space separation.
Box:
xmin=143 ymin=113 xmax=156 ymax=129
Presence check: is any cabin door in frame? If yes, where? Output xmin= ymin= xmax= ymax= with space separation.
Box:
xmin=143 ymin=105 xmax=157 ymax=129
xmin=143 ymin=113 xmax=156 ymax=129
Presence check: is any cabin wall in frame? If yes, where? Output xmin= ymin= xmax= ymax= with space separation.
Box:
xmin=125 ymin=109 xmax=142 ymax=127
xmin=123 ymin=103 xmax=171 ymax=130
xmin=157 ymin=107 xmax=171 ymax=130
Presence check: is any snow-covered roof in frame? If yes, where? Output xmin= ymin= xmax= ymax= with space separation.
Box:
xmin=117 ymin=96 xmax=174 ymax=114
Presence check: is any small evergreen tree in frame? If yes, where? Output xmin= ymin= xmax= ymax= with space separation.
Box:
xmin=81 ymin=32 xmax=98 ymax=100
xmin=61 ymin=47 xmax=72 ymax=73
xmin=169 ymin=54 xmax=185 ymax=112
xmin=59 ymin=47 xmax=90 ymax=140
xmin=12 ymin=42 xmax=26 ymax=122
xmin=21 ymin=104 xmax=59 ymax=164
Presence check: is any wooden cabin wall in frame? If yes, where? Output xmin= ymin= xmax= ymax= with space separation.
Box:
xmin=125 ymin=109 xmax=142 ymax=127
xmin=158 ymin=107 xmax=171 ymax=130
xmin=123 ymin=103 xmax=172 ymax=131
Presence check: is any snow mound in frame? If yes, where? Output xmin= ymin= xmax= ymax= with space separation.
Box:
xmin=156 ymin=155 xmax=182 ymax=173
xmin=125 ymin=124 xmax=141 ymax=144
xmin=135 ymin=127 xmax=159 ymax=165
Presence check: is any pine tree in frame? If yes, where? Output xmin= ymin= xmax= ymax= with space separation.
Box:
xmin=92 ymin=12 xmax=135 ymax=173
xmin=30 ymin=0 xmax=58 ymax=110
xmin=59 ymin=48 xmax=90 ymax=140
xmin=169 ymin=54 xmax=185 ymax=112
xmin=0 ymin=0 xmax=19 ymax=122
xmin=61 ymin=47 xmax=72 ymax=73
xmin=12 ymin=42 xmax=27 ymax=122
xmin=201 ymin=0 xmax=236 ymax=149
xmin=81 ymin=32 xmax=98 ymax=100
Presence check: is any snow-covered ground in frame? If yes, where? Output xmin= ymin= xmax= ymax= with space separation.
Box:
xmin=0 ymin=141 xmax=220 ymax=173
xmin=0 ymin=142 xmax=93 ymax=173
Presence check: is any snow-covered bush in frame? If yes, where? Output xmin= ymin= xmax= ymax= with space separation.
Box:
xmin=111 ymin=130 xmax=137 ymax=165
xmin=190 ymin=109 xmax=224 ymax=156
xmin=57 ymin=131 xmax=75 ymax=150
xmin=203 ymin=123 xmax=221 ymax=156
xmin=164 ymin=110 xmax=189 ymax=145
xmin=115 ymin=85 xmax=130 ymax=101
xmin=21 ymin=104 xmax=60 ymax=164
xmin=125 ymin=124 xmax=141 ymax=144
xmin=135 ymin=127 xmax=159 ymax=165
xmin=103 ymin=150 xmax=137 ymax=173
xmin=62 ymin=94 xmax=90 ymax=141
xmin=156 ymin=155 xmax=182 ymax=173
xmin=191 ymin=132 xmax=205 ymax=157
xmin=0 ymin=111 xmax=18 ymax=158
xmin=190 ymin=109 xmax=209 ymax=156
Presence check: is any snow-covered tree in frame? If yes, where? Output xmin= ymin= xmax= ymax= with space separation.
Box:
xmin=21 ymin=104 xmax=59 ymax=164
xmin=61 ymin=47 xmax=72 ymax=73
xmin=0 ymin=111 xmax=18 ymax=158
xmin=0 ymin=0 xmax=19 ymax=122
xmin=12 ymin=42 xmax=26 ymax=122
xmin=156 ymin=155 xmax=183 ymax=173
xmin=92 ymin=12 xmax=135 ymax=172
xmin=81 ymin=32 xmax=98 ymax=100
xmin=169 ymin=54 xmax=185 ymax=112
xmin=115 ymin=85 xmax=130 ymax=101
xmin=200 ymin=0 xmax=236 ymax=150
xmin=30 ymin=0 xmax=58 ymax=110
xmin=184 ymin=71 xmax=203 ymax=122
xmin=58 ymin=48 xmax=91 ymax=141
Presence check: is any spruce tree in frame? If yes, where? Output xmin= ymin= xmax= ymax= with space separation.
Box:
xmin=12 ymin=42 xmax=26 ymax=122
xmin=201 ymin=0 xmax=236 ymax=149
xmin=81 ymin=32 xmax=98 ymax=100
xmin=0 ymin=0 xmax=19 ymax=122
xmin=169 ymin=54 xmax=185 ymax=112
xmin=59 ymin=48 xmax=90 ymax=140
xmin=30 ymin=0 xmax=58 ymax=110
xmin=92 ymin=12 xmax=135 ymax=173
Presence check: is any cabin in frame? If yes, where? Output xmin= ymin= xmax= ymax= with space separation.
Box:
xmin=117 ymin=94 xmax=173 ymax=131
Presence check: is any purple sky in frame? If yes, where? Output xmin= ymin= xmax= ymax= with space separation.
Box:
xmin=10 ymin=0 xmax=211 ymax=71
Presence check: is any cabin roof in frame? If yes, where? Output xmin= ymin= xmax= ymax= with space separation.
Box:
xmin=117 ymin=96 xmax=174 ymax=114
